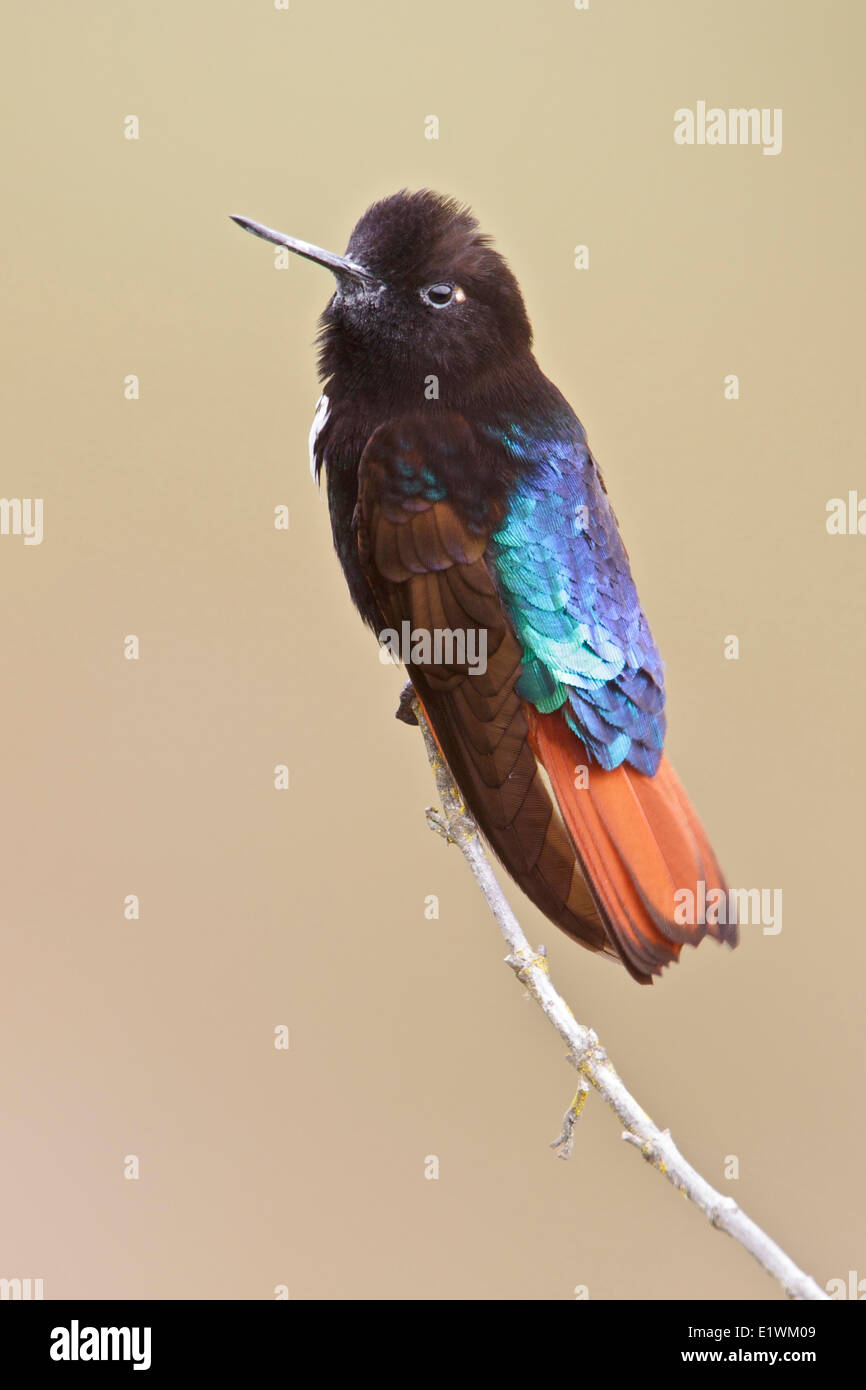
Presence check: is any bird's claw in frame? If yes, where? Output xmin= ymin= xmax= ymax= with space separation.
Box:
xmin=395 ymin=680 xmax=418 ymax=725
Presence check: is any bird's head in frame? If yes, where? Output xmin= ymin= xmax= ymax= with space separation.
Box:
xmin=231 ymin=190 xmax=532 ymax=400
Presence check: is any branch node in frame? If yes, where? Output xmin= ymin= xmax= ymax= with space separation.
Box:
xmin=709 ymin=1196 xmax=740 ymax=1229
xmin=505 ymin=948 xmax=550 ymax=982
xmin=550 ymin=1078 xmax=591 ymax=1159
xmin=425 ymin=807 xmax=449 ymax=838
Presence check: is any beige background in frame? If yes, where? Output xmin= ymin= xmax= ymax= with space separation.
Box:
xmin=1 ymin=0 xmax=863 ymax=1301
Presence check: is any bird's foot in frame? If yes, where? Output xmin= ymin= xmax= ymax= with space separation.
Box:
xmin=395 ymin=680 xmax=418 ymax=725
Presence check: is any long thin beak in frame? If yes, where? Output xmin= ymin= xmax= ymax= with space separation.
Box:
xmin=230 ymin=214 xmax=376 ymax=285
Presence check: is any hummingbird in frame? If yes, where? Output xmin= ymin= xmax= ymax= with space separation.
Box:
xmin=231 ymin=190 xmax=737 ymax=983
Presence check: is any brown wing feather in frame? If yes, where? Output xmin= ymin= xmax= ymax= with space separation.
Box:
xmin=357 ymin=417 xmax=611 ymax=963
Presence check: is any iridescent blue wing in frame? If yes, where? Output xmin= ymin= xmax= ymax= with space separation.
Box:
xmin=487 ymin=422 xmax=666 ymax=774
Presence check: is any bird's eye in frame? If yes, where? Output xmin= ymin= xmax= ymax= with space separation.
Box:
xmin=422 ymin=282 xmax=458 ymax=307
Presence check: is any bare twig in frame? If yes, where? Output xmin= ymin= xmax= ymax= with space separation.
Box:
xmin=415 ymin=703 xmax=828 ymax=1302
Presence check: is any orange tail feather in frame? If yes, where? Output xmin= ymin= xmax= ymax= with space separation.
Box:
xmin=526 ymin=706 xmax=737 ymax=982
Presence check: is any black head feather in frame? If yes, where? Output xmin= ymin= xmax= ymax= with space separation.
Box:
xmin=317 ymin=189 xmax=532 ymax=401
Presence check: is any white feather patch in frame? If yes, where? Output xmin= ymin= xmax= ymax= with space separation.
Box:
xmin=308 ymin=393 xmax=330 ymax=483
